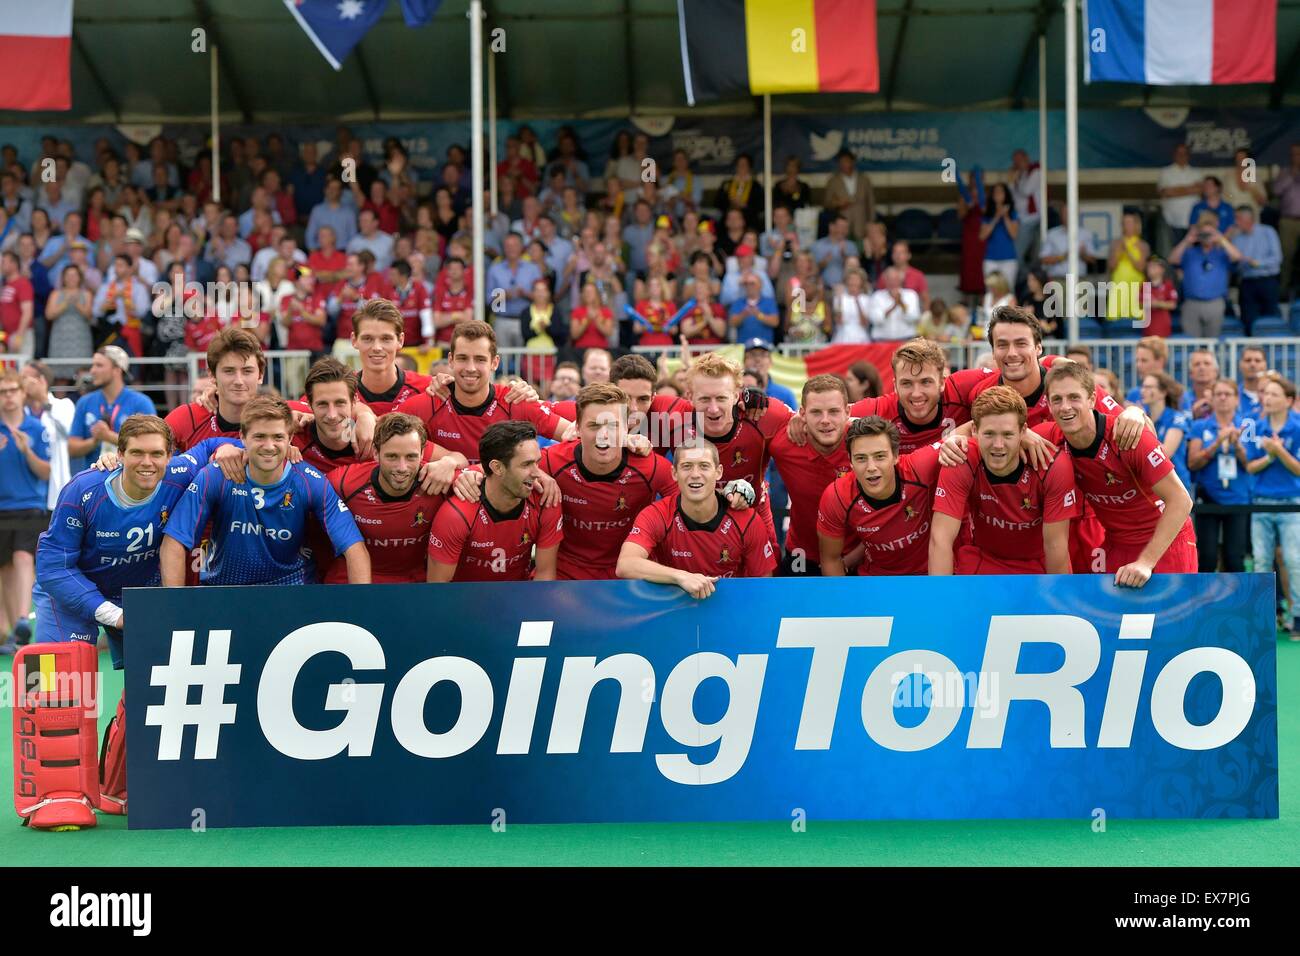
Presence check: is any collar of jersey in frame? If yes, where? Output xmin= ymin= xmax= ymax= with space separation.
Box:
xmin=857 ymin=468 xmax=903 ymax=509
xmin=482 ymin=488 xmax=525 ymax=522
xmin=214 ymin=408 xmax=240 ymax=433
xmin=244 ymin=463 xmax=293 ymax=488
xmin=370 ymin=466 xmax=416 ymax=503
xmin=575 ymin=444 xmax=628 ymax=482
xmin=983 ymin=460 xmax=1026 ymax=485
xmin=450 ymin=384 xmax=496 ymax=416
xmin=900 ymin=401 xmax=944 ymax=433
xmin=105 ymin=469 xmax=163 ymax=509
xmin=1068 ymin=410 xmax=1108 ymax=459
xmin=311 ymin=423 xmax=355 ymax=460
xmin=358 ymin=367 xmax=405 ymax=405
xmin=677 ymin=492 xmax=728 ymax=532
xmin=703 ymin=414 xmax=741 ymax=446
xmin=1011 ymin=365 xmax=1048 ymax=410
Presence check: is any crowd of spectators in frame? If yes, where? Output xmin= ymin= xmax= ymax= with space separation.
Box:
xmin=0 ymin=128 xmax=1297 ymax=411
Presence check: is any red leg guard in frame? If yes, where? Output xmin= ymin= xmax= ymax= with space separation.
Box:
xmin=99 ymin=694 xmax=126 ymax=815
xmin=12 ymin=642 xmax=99 ymax=830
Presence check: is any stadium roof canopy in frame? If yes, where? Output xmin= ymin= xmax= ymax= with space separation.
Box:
xmin=29 ymin=0 xmax=1300 ymax=123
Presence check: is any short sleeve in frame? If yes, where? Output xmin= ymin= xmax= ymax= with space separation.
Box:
xmin=816 ymin=482 xmax=848 ymax=539
xmin=742 ymin=518 xmax=778 ymax=576
xmin=315 ymin=476 xmax=364 ymax=556
xmin=163 ymin=464 xmax=220 ymax=549
xmin=535 ymin=500 xmax=564 ymax=549
xmin=625 ymin=502 xmax=668 ymax=555
xmin=934 ymin=461 xmax=974 ymax=520
xmin=1125 ymin=428 xmax=1175 ymax=486
xmin=427 ymin=502 xmax=469 ymax=565
xmin=1041 ymin=454 xmax=1081 ymax=523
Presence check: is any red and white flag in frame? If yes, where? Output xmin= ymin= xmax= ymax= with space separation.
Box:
xmin=0 ymin=0 xmax=73 ymax=111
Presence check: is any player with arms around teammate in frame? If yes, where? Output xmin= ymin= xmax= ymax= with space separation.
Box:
xmin=160 ymin=396 xmax=370 ymax=586
xmin=165 ymin=328 xmax=266 ymax=451
xmin=929 ymin=386 xmax=1077 ymax=575
xmin=396 ymin=320 xmax=574 ymax=462
xmin=327 ymin=413 xmax=448 ymax=583
xmin=618 ymin=441 xmax=776 ymax=598
xmin=426 ymin=420 xmax=563 ymax=582
xmin=31 ymin=415 xmax=227 ymax=821
xmin=536 ymin=383 xmax=676 ymax=580
xmin=767 ymin=374 xmax=853 ymax=575
xmin=817 ymin=416 xmax=943 ymax=576
xmin=1036 ymin=361 xmax=1196 ymax=586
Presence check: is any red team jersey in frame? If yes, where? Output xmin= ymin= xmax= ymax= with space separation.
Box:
xmin=291 ymin=424 xmax=366 ymax=474
xmin=766 ymin=431 xmax=852 ymax=559
xmin=946 ymin=356 xmax=1121 ymax=429
xmin=625 ymin=494 xmax=777 ymax=578
xmin=850 ymin=390 xmax=966 ymax=454
xmin=816 ymin=443 xmax=943 ymax=575
xmin=934 ymin=441 xmax=1080 ymax=573
xmin=391 ymin=282 xmax=433 ymax=343
xmin=1033 ymin=410 xmax=1197 ymax=572
xmin=538 ymin=442 xmax=677 ymax=580
xmin=549 ymin=394 xmax=694 ymax=454
xmin=355 ymin=367 xmax=433 ymax=417
xmin=427 ymin=488 xmax=564 ymax=582
xmin=164 ymin=402 xmax=241 ymax=452
xmin=327 ymin=463 xmax=445 ymax=583
xmin=395 ymin=384 xmax=567 ymax=463
xmin=689 ymin=401 xmax=793 ymax=546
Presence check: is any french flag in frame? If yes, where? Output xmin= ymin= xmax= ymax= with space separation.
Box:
xmin=1085 ymin=0 xmax=1275 ymax=85
xmin=0 ymin=0 xmax=72 ymax=111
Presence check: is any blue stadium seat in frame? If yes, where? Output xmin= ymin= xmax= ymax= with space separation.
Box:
xmin=1252 ymin=315 xmax=1289 ymax=337
xmin=1074 ymin=317 xmax=1104 ymax=339
xmin=935 ymin=208 xmax=962 ymax=246
xmin=1219 ymin=317 xmax=1245 ymax=338
xmin=893 ymin=208 xmax=935 ymax=244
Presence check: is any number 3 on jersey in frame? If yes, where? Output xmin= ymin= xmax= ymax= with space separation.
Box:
xmin=252 ymin=488 xmax=265 ymax=509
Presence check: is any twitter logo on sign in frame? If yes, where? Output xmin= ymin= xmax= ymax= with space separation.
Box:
xmin=810 ymin=130 xmax=844 ymax=161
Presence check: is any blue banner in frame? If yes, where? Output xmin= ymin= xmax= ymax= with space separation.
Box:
xmin=124 ymin=574 xmax=1277 ymax=830
xmin=3 ymin=108 xmax=1298 ymax=180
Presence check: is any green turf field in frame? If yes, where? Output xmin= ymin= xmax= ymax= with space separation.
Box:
xmin=3 ymin=642 xmax=1296 ymax=867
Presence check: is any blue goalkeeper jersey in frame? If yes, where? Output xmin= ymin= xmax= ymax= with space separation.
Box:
xmin=33 ymin=438 xmax=229 ymax=621
xmin=163 ymin=459 xmax=362 ymax=586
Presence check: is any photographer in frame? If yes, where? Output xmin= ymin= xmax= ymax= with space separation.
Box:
xmin=1168 ymin=211 xmax=1244 ymax=338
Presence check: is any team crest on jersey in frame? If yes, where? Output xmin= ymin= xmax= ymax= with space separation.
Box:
xmin=1021 ymin=496 xmax=1032 ymax=510
xmin=1105 ymin=471 xmax=1121 ymax=486
xmin=732 ymin=449 xmax=747 ymax=467
xmin=836 ymin=466 xmax=851 ymax=479
xmin=614 ymin=495 xmax=627 ymax=511
xmin=904 ymin=504 xmax=917 ymax=520
xmin=160 ymin=508 xmax=169 ymax=526
xmin=412 ymin=509 xmax=428 ymax=527
xmin=281 ymin=491 xmax=294 ymax=509
xmin=520 ymin=530 xmax=532 ymax=546
xmin=720 ymin=547 xmax=732 ymax=564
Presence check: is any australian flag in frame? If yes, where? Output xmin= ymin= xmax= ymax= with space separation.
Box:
xmin=284 ymin=0 xmax=442 ymax=70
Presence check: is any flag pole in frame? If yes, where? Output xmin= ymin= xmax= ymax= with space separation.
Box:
xmin=211 ymin=43 xmax=220 ymax=205
xmin=763 ymin=93 xmax=772 ymax=234
xmin=1038 ymin=34 xmax=1048 ymax=250
xmin=488 ymin=48 xmax=498 ymax=217
xmin=1064 ymin=0 xmax=1079 ymax=342
xmin=470 ymin=0 xmax=485 ymax=323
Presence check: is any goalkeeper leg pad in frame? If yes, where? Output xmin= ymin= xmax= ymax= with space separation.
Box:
xmin=12 ymin=642 xmax=99 ymax=830
xmin=98 ymin=693 xmax=126 ymax=815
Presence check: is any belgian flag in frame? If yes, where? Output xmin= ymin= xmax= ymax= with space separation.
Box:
xmin=679 ymin=0 xmax=879 ymax=105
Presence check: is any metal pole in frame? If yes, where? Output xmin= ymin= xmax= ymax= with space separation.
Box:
xmin=763 ymin=93 xmax=772 ymax=234
xmin=470 ymin=1 xmax=485 ymax=323
xmin=211 ymin=44 xmax=220 ymax=205
xmin=1038 ymin=34 xmax=1048 ymax=249
xmin=1064 ymin=0 xmax=1079 ymax=342
xmin=488 ymin=49 xmax=498 ymax=217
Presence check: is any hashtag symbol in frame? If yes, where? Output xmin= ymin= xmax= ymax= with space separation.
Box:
xmin=144 ymin=630 xmax=242 ymax=760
